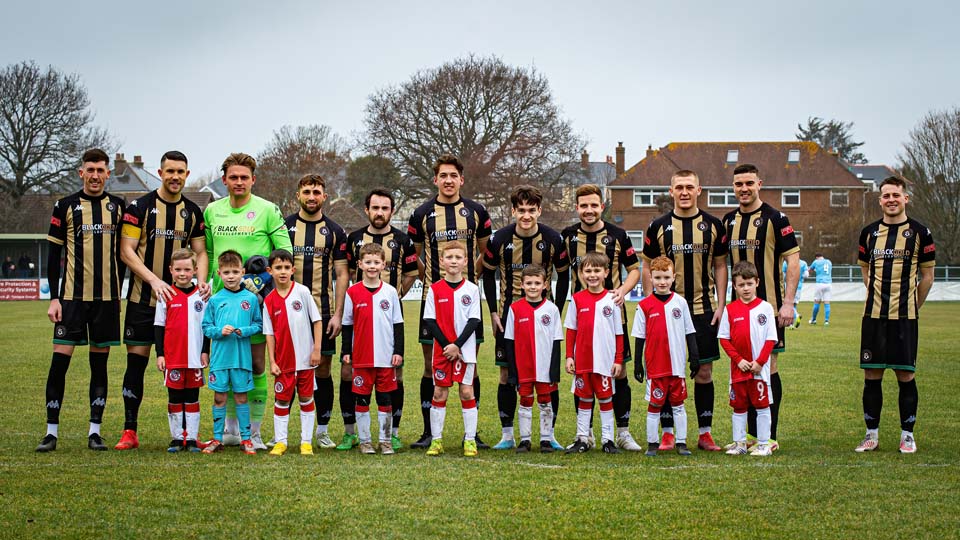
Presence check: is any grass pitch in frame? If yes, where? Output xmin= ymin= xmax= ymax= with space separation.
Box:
xmin=1 ymin=301 xmax=958 ymax=539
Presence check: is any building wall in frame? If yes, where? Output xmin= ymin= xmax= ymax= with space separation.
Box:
xmin=611 ymin=186 xmax=874 ymax=264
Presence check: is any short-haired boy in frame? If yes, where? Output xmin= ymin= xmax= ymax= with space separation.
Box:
xmin=504 ymin=265 xmax=564 ymax=453
xmin=201 ymin=250 xmax=263 ymax=454
xmin=423 ymin=242 xmax=482 ymax=457
xmin=719 ymin=261 xmax=778 ymax=456
xmin=154 ymin=248 xmax=208 ymax=452
xmin=564 ymin=252 xmax=624 ymax=454
xmin=342 ymin=243 xmax=404 ymax=455
xmin=262 ymin=249 xmax=323 ymax=456
xmin=631 ymin=256 xmax=699 ymax=457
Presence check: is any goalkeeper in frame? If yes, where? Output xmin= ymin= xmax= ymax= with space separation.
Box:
xmin=204 ymin=153 xmax=292 ymax=449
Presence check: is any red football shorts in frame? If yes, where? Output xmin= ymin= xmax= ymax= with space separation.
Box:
xmin=165 ymin=368 xmax=204 ymax=390
xmin=574 ymin=373 xmax=614 ymax=400
xmin=432 ymin=356 xmax=475 ymax=388
xmin=729 ymin=379 xmax=772 ymax=411
xmin=352 ymin=367 xmax=398 ymax=395
xmin=518 ymin=381 xmax=558 ymax=398
xmin=648 ymin=376 xmax=687 ymax=408
xmin=274 ymin=369 xmax=316 ymax=402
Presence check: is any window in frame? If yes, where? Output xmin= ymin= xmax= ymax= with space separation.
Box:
xmin=782 ymin=190 xmax=801 ymax=207
xmin=819 ymin=233 xmax=838 ymax=248
xmin=794 ymin=231 xmax=804 ymax=247
xmin=788 ymin=149 xmax=800 ymax=163
xmin=708 ymin=189 xmax=738 ymax=207
xmin=726 ymin=150 xmax=739 ymax=163
xmin=627 ymin=231 xmax=644 ymax=251
xmin=633 ymin=189 xmax=667 ymax=207
xmin=830 ymin=189 xmax=849 ymax=207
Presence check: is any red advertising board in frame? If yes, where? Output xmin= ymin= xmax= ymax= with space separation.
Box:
xmin=0 ymin=279 xmax=40 ymax=301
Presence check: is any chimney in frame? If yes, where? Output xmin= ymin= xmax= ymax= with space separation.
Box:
xmin=615 ymin=142 xmax=625 ymax=176
xmin=581 ymin=150 xmax=589 ymax=170
xmin=646 ymin=144 xmax=654 ymax=159
xmin=133 ymin=155 xmax=144 ymax=168
xmin=606 ymin=155 xmax=614 ymax=165
xmin=114 ymin=153 xmax=127 ymax=176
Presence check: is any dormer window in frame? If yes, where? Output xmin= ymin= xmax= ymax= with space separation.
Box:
xmin=726 ymin=150 xmax=739 ymax=163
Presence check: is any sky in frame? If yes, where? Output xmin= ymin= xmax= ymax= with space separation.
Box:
xmin=2 ymin=0 xmax=957 ymax=177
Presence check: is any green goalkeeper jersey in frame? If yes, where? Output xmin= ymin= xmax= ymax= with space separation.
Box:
xmin=204 ymin=195 xmax=293 ymax=291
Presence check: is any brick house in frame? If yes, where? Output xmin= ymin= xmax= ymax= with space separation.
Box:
xmin=608 ymin=142 xmax=876 ymax=263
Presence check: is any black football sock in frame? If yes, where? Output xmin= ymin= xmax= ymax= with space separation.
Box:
xmin=497 ymin=383 xmax=516 ymax=428
xmin=660 ymin=397 xmax=675 ymax=430
xmin=391 ymin=380 xmax=404 ymax=430
xmin=473 ymin=376 xmax=481 ymax=407
xmin=314 ymin=376 xmax=334 ymax=427
xmin=770 ymin=372 xmax=783 ymax=440
xmin=613 ymin=377 xmax=631 ymax=428
xmin=339 ymin=380 xmax=355 ymax=428
xmin=45 ymin=353 xmax=71 ymax=425
xmin=122 ymin=353 xmax=149 ymax=431
xmin=419 ymin=377 xmax=433 ymax=436
xmin=88 ymin=352 xmax=109 ymax=425
xmin=898 ymin=379 xmax=918 ymax=432
xmin=551 ymin=389 xmax=560 ymax=428
xmin=863 ymin=379 xmax=882 ymax=430
xmin=694 ymin=381 xmax=715 ymax=429
xmin=747 ymin=407 xmax=757 ymax=438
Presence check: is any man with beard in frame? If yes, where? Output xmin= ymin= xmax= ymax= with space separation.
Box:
xmin=114 ymin=151 xmax=207 ymax=450
xmin=284 ymin=174 xmax=349 ymax=449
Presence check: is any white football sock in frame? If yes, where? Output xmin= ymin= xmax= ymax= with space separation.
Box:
xmin=673 ymin=405 xmax=687 ymax=445
xmin=518 ymin=405 xmax=533 ymax=442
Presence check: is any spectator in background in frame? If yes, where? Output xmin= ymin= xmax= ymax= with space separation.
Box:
xmin=19 ymin=254 xmax=32 ymax=278
xmin=2 ymin=256 xmax=14 ymax=278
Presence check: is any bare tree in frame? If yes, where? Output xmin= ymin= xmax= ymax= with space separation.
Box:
xmin=345 ymin=155 xmax=406 ymax=209
xmin=897 ymin=107 xmax=960 ymax=264
xmin=0 ymin=61 xmax=113 ymax=199
xmin=796 ymin=117 xmax=867 ymax=164
xmin=363 ymin=55 xmax=585 ymax=226
xmin=255 ymin=124 xmax=350 ymax=215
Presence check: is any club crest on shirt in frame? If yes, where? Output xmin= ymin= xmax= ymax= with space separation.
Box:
xmin=169 ymin=369 xmax=181 ymax=382
xmin=194 ymin=301 xmax=204 ymax=312
xmin=602 ymin=306 xmax=614 ymax=318
xmin=757 ymin=314 xmax=767 ymax=326
xmin=106 ymin=202 xmax=116 ymax=212
xmin=461 ymin=295 xmax=472 ymax=306
xmin=902 ymin=229 xmax=913 ymax=239
xmin=537 ymin=241 xmax=545 ymax=250
xmin=601 ymin=236 xmax=612 ymax=245
xmin=320 ymin=227 xmax=329 ymax=235
xmin=672 ymin=308 xmax=682 ymax=319
xmin=246 ymin=211 xmax=256 ymax=220
xmin=698 ymin=222 xmax=707 ymax=231
xmin=180 ymin=209 xmax=189 ymax=219
xmin=353 ymin=375 xmax=364 ymax=387
xmin=753 ymin=218 xmax=763 ymax=227
xmin=241 ymin=300 xmax=251 ymax=310
xmin=540 ymin=314 xmax=552 ymax=326
xmin=459 ymin=208 xmax=470 ymax=217
xmin=275 ymin=381 xmax=284 ymax=393
xmin=380 ymin=300 xmax=391 ymax=311
xmin=292 ymin=300 xmax=303 ymax=311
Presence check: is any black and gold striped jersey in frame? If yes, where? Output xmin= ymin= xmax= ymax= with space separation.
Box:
xmin=642 ymin=210 xmax=728 ymax=315
xmin=285 ymin=213 xmax=347 ymax=318
xmin=723 ymin=203 xmax=799 ymax=311
xmin=47 ymin=191 xmax=126 ymax=301
xmin=345 ymin=226 xmax=418 ymax=291
xmin=121 ymin=191 xmax=204 ymax=307
xmin=562 ymin=221 xmax=640 ymax=294
xmin=407 ymin=196 xmax=492 ymax=291
xmin=858 ymin=218 xmax=935 ymax=320
xmin=482 ymin=223 xmax=569 ymax=313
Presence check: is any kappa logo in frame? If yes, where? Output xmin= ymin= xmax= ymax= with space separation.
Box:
xmin=504 ymin=244 xmax=514 ymax=250
xmin=428 ymin=212 xmax=438 ymax=218
xmin=652 ymin=388 xmax=664 ymax=400
xmin=353 ymin=375 xmax=364 ymax=387
xmin=74 ymin=204 xmax=83 ymax=211
xmin=380 ymin=300 xmax=391 ymax=311
xmin=241 ymin=300 xmax=251 ymax=310
xmin=46 ymin=400 xmax=61 ymax=409
xmin=122 ymin=387 xmax=138 ymax=399
xmin=91 ymin=397 xmax=106 ymax=407
xmin=602 ymin=306 xmax=614 ymax=318
xmin=665 ymin=225 xmax=674 ymax=232
xmin=275 ymin=381 xmax=284 ymax=393
xmin=757 ymin=314 xmax=768 ymax=326
xmin=169 ymin=369 xmax=181 ymax=382
xmin=672 ymin=308 xmax=682 ymax=319
xmin=194 ymin=301 xmax=204 ymax=312
xmin=288 ymin=225 xmax=297 ymax=234
xmin=292 ymin=300 xmax=303 ymax=312
xmin=150 ymin=208 xmax=159 ymax=214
